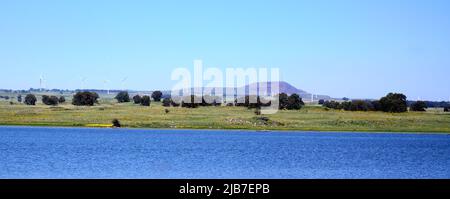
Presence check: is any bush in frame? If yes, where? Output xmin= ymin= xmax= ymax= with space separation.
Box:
xmin=162 ymin=98 xmax=171 ymax=107
xmin=165 ymin=109 xmax=170 ymax=114
xmin=112 ymin=119 xmax=121 ymax=127
xmin=140 ymin=96 xmax=151 ymax=106
xmin=24 ymin=94 xmax=37 ymax=105
xmin=115 ymin=91 xmax=130 ymax=103
xmin=151 ymin=91 xmax=163 ymax=102
xmin=181 ymin=95 xmax=201 ymax=108
xmin=72 ymin=92 xmax=99 ymax=106
xmin=278 ymin=93 xmax=289 ymax=110
xmin=371 ymin=100 xmax=382 ymax=111
xmin=379 ymin=93 xmax=407 ymax=113
xmin=286 ymin=94 xmax=304 ymax=110
xmin=58 ymin=96 xmax=66 ymax=103
xmin=323 ymin=100 xmax=341 ymax=110
xmin=410 ymin=101 xmax=427 ymax=112
xmin=444 ymin=107 xmax=449 ymax=112
xmin=133 ymin=95 xmax=142 ymax=104
xmin=42 ymin=95 xmax=59 ymax=106
xmin=349 ymin=100 xmax=370 ymax=111
xmin=318 ymin=99 xmax=325 ymax=105
xmin=17 ymin=95 xmax=22 ymax=103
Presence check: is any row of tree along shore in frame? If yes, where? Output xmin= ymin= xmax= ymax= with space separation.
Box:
xmin=10 ymin=91 xmax=450 ymax=113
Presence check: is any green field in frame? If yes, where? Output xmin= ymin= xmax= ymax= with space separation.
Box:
xmin=1 ymin=96 xmax=449 ymax=133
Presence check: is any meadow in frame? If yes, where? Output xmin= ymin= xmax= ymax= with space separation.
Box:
xmin=0 ymin=95 xmax=449 ymax=133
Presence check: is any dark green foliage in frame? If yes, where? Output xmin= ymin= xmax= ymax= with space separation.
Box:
xmin=323 ymin=100 xmax=341 ymax=109
xmin=42 ymin=95 xmax=59 ymax=106
xmin=140 ymin=96 xmax=151 ymax=106
xmin=318 ymin=99 xmax=325 ymax=105
xmin=115 ymin=91 xmax=130 ymax=103
xmin=58 ymin=96 xmax=66 ymax=103
xmin=112 ymin=119 xmax=121 ymax=127
xmin=235 ymin=95 xmax=271 ymax=109
xmin=379 ymin=93 xmax=407 ymax=113
xmin=17 ymin=95 xmax=22 ymax=103
xmin=72 ymin=92 xmax=99 ymax=106
xmin=133 ymin=95 xmax=142 ymax=104
xmin=181 ymin=95 xmax=201 ymax=108
xmin=371 ymin=100 xmax=382 ymax=111
xmin=151 ymin=91 xmax=163 ymax=102
xmin=444 ymin=107 xmax=449 ymax=112
xmin=24 ymin=94 xmax=37 ymax=105
xmin=348 ymin=100 xmax=370 ymax=111
xmin=162 ymin=98 xmax=171 ymax=107
xmin=286 ymin=94 xmax=304 ymax=110
xmin=278 ymin=93 xmax=289 ymax=110
xmin=410 ymin=101 xmax=427 ymax=112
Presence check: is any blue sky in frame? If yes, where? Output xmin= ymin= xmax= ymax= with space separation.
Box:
xmin=0 ymin=0 xmax=449 ymax=100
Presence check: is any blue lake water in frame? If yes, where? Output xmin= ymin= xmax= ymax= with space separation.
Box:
xmin=0 ymin=126 xmax=449 ymax=179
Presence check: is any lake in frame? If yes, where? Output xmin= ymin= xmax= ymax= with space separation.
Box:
xmin=0 ymin=126 xmax=449 ymax=179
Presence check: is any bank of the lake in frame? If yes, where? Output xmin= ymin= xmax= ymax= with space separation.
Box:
xmin=0 ymin=101 xmax=449 ymax=133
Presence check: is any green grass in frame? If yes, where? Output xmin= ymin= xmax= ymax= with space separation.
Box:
xmin=1 ymin=99 xmax=449 ymax=133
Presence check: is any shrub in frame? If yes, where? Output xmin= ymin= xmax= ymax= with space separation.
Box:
xmin=371 ymin=100 xmax=382 ymax=111
xmin=140 ymin=96 xmax=151 ymax=106
xmin=165 ymin=109 xmax=170 ymax=114
xmin=72 ymin=92 xmax=99 ymax=106
xmin=349 ymin=100 xmax=370 ymax=111
xmin=151 ymin=91 xmax=163 ymax=102
xmin=24 ymin=94 xmax=37 ymax=105
xmin=42 ymin=95 xmax=59 ymax=106
xmin=181 ymin=95 xmax=201 ymax=108
xmin=278 ymin=93 xmax=289 ymax=110
xmin=162 ymin=98 xmax=171 ymax=107
xmin=444 ymin=107 xmax=449 ymax=112
xmin=112 ymin=119 xmax=121 ymax=127
xmin=318 ymin=99 xmax=325 ymax=105
xmin=323 ymin=101 xmax=341 ymax=110
xmin=133 ymin=95 xmax=142 ymax=104
xmin=410 ymin=101 xmax=427 ymax=112
xmin=286 ymin=94 xmax=304 ymax=110
xmin=115 ymin=91 xmax=130 ymax=103
xmin=17 ymin=95 xmax=22 ymax=103
xmin=379 ymin=93 xmax=407 ymax=113
xmin=58 ymin=96 xmax=66 ymax=103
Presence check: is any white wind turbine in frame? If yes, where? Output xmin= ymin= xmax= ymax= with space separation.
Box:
xmin=121 ymin=77 xmax=128 ymax=91
xmin=103 ymin=79 xmax=110 ymax=95
xmin=39 ymin=73 xmax=46 ymax=91
xmin=80 ymin=77 xmax=87 ymax=90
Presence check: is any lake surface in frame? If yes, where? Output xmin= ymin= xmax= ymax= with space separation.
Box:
xmin=0 ymin=126 xmax=449 ymax=179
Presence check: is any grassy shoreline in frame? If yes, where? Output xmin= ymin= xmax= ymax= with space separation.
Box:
xmin=1 ymin=101 xmax=449 ymax=133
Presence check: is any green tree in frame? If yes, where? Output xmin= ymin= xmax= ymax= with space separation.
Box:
xmin=133 ymin=95 xmax=142 ymax=104
xmin=410 ymin=101 xmax=427 ymax=112
xmin=278 ymin=93 xmax=289 ymax=110
xmin=140 ymin=96 xmax=151 ymax=106
xmin=24 ymin=94 xmax=37 ymax=105
xmin=151 ymin=91 xmax=163 ymax=101
xmin=58 ymin=96 xmax=66 ymax=103
xmin=286 ymin=94 xmax=304 ymax=110
xmin=115 ymin=91 xmax=130 ymax=103
xmin=162 ymin=98 xmax=171 ymax=107
xmin=42 ymin=95 xmax=59 ymax=105
xmin=379 ymin=93 xmax=407 ymax=113
xmin=72 ymin=92 xmax=99 ymax=106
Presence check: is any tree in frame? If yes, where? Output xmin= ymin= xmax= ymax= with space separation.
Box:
xmin=133 ymin=95 xmax=142 ymax=104
xmin=115 ymin=91 xmax=130 ymax=103
xmin=72 ymin=92 xmax=99 ymax=106
xmin=349 ymin=100 xmax=370 ymax=111
xmin=151 ymin=91 xmax=163 ymax=102
xmin=286 ymin=94 xmax=304 ymax=110
xmin=17 ymin=95 xmax=22 ymax=103
xmin=24 ymin=94 xmax=37 ymax=105
xmin=140 ymin=96 xmax=151 ymax=106
xmin=371 ymin=100 xmax=382 ymax=111
xmin=58 ymin=96 xmax=66 ymax=103
xmin=162 ymin=98 xmax=171 ymax=107
xmin=278 ymin=93 xmax=289 ymax=110
xmin=318 ymin=99 xmax=325 ymax=105
xmin=42 ymin=95 xmax=59 ymax=106
xmin=444 ymin=107 xmax=449 ymax=112
xmin=379 ymin=93 xmax=407 ymax=113
xmin=112 ymin=119 xmax=121 ymax=127
xmin=323 ymin=100 xmax=341 ymax=110
xmin=410 ymin=101 xmax=427 ymax=112
xmin=181 ymin=95 xmax=201 ymax=108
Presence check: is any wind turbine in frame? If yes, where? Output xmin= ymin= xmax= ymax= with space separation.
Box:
xmin=121 ymin=77 xmax=128 ymax=91
xmin=103 ymin=79 xmax=110 ymax=95
xmin=39 ymin=73 xmax=46 ymax=91
xmin=80 ymin=77 xmax=87 ymax=90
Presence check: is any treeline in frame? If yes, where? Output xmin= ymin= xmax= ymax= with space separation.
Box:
xmin=322 ymin=93 xmax=443 ymax=112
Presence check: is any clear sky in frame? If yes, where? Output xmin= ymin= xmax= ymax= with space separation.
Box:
xmin=0 ymin=0 xmax=449 ymax=100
